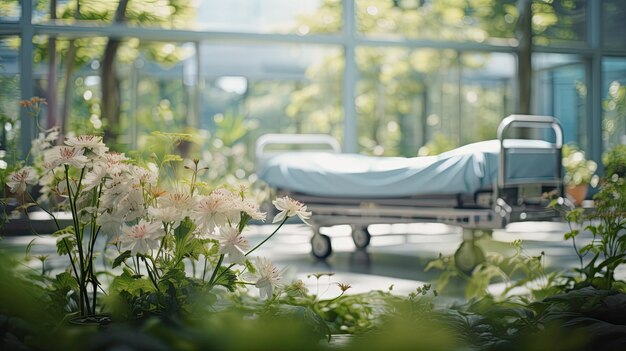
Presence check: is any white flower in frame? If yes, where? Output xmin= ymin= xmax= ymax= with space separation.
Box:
xmin=31 ymin=127 xmax=59 ymax=156
xmin=97 ymin=211 xmax=125 ymax=241
xmin=82 ymin=162 xmax=108 ymax=191
xmin=119 ymin=219 xmax=165 ymax=256
xmin=248 ymin=257 xmax=283 ymax=299
xmin=102 ymin=152 xmax=129 ymax=175
xmin=216 ymin=226 xmax=249 ymax=265
xmin=193 ymin=190 xmax=239 ymax=231
xmin=148 ymin=206 xmax=182 ymax=229
xmin=44 ymin=146 xmax=89 ymax=169
xmin=159 ymin=186 xmax=193 ymax=212
xmin=238 ymin=199 xmax=267 ymax=222
xmin=118 ymin=188 xmax=146 ymax=222
xmin=65 ymin=135 xmax=108 ymax=157
xmin=272 ymin=196 xmax=312 ymax=225
xmin=131 ymin=165 xmax=158 ymax=186
xmin=6 ymin=166 xmax=38 ymax=194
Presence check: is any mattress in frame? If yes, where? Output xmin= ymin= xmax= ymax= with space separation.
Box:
xmin=258 ymin=139 xmax=559 ymax=198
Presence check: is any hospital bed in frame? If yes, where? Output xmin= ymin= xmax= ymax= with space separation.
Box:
xmin=256 ymin=115 xmax=564 ymax=261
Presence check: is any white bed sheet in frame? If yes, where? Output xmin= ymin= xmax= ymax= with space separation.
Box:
xmin=258 ymin=139 xmax=558 ymax=198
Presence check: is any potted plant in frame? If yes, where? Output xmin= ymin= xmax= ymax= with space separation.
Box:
xmin=562 ymin=144 xmax=598 ymax=206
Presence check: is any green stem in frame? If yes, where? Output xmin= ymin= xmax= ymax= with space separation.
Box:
xmin=208 ymin=254 xmax=225 ymax=285
xmin=142 ymin=256 xmax=160 ymax=292
xmin=147 ymin=255 xmax=161 ymax=280
xmin=65 ymin=166 xmax=90 ymax=315
xmin=202 ymin=255 xmax=209 ymax=281
xmin=244 ymin=217 xmax=288 ymax=257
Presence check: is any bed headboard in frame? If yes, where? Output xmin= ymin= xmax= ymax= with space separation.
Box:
xmin=255 ymin=133 xmax=341 ymax=166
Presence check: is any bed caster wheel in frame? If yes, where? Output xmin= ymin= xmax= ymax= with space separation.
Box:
xmin=351 ymin=225 xmax=371 ymax=249
xmin=311 ymin=234 xmax=332 ymax=259
xmin=454 ymin=241 xmax=485 ymax=275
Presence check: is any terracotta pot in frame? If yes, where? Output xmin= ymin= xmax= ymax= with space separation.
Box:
xmin=566 ymin=184 xmax=588 ymax=206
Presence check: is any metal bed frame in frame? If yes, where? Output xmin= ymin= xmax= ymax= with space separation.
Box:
xmin=256 ymin=115 xmax=565 ymax=260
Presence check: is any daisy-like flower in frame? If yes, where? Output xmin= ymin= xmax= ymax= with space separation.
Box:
xmin=30 ymin=127 xmax=59 ymax=156
xmin=65 ymin=135 xmax=108 ymax=157
xmin=97 ymin=211 xmax=125 ymax=242
xmin=248 ymin=257 xmax=283 ymax=299
xmin=6 ymin=166 xmax=38 ymax=194
xmin=117 ymin=188 xmax=147 ymax=222
xmin=193 ymin=191 xmax=239 ymax=231
xmin=216 ymin=226 xmax=249 ymax=265
xmin=119 ymin=219 xmax=165 ymax=256
xmin=272 ymin=196 xmax=312 ymax=225
xmin=44 ymin=146 xmax=89 ymax=169
xmin=82 ymin=162 xmax=108 ymax=191
xmin=238 ymin=199 xmax=267 ymax=222
xmin=148 ymin=206 xmax=182 ymax=229
xmin=131 ymin=165 xmax=157 ymax=187
xmin=102 ymin=152 xmax=129 ymax=175
xmin=159 ymin=186 xmax=193 ymax=211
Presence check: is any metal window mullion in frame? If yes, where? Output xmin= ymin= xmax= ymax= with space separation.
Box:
xmin=19 ymin=0 xmax=35 ymax=160
xmin=588 ymin=0 xmax=603 ymax=174
xmin=342 ymin=0 xmax=357 ymax=153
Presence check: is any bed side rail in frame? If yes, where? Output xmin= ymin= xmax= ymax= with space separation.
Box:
xmin=256 ymin=133 xmax=341 ymax=162
xmin=496 ymin=114 xmax=563 ymax=189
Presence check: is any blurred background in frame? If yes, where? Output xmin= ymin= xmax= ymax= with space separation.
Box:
xmin=0 ymin=0 xmax=625 ymax=179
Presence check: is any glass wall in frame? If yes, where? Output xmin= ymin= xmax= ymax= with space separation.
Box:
xmin=3 ymin=0 xmax=626 ymax=174
xmin=532 ymin=0 xmax=587 ymax=47
xmin=603 ymin=0 xmax=626 ymax=50
xmin=356 ymin=0 xmax=518 ymax=43
xmin=0 ymin=1 xmax=20 ymax=22
xmin=602 ymin=58 xmax=626 ymax=149
xmin=533 ymin=54 xmax=587 ymax=148
xmin=199 ymin=43 xmax=344 ymax=140
xmin=0 ymin=37 xmax=20 ymax=170
xmin=36 ymin=0 xmax=339 ymax=34
xmin=355 ymin=47 xmax=514 ymax=156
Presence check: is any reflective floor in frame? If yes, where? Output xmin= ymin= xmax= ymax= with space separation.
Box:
xmin=1 ymin=220 xmax=615 ymax=302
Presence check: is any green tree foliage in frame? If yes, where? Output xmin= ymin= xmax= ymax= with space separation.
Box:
xmin=289 ymin=0 xmax=576 ymax=156
xmin=27 ymin=0 xmax=196 ymax=146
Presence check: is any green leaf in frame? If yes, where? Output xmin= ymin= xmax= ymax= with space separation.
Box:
xmin=174 ymin=217 xmax=195 ymax=241
xmin=214 ymin=267 xmax=237 ymax=292
xmin=596 ymin=253 xmax=626 ymax=271
xmin=163 ymin=154 xmax=183 ymax=163
xmin=276 ymin=305 xmax=331 ymax=341
xmin=112 ymin=250 xmax=132 ymax=268
xmin=109 ymin=270 xmax=155 ymax=295
xmin=53 ymin=226 xmax=76 ymax=256
xmin=25 ymin=237 xmax=37 ymax=261
xmin=424 ymin=258 xmax=446 ymax=272
xmin=564 ymin=229 xmax=579 ymax=240
xmin=53 ymin=271 xmax=79 ymax=291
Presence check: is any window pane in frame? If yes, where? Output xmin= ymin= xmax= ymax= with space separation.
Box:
xmin=532 ymin=0 xmax=586 ymax=47
xmin=200 ymin=43 xmax=344 ymax=144
xmin=532 ymin=53 xmax=587 ymax=148
xmin=197 ymin=0 xmax=341 ymax=34
xmin=0 ymin=1 xmax=20 ymax=22
xmin=356 ymin=0 xmax=518 ymax=43
xmin=602 ymin=58 xmax=626 ymax=149
xmin=603 ymin=0 xmax=626 ymax=50
xmin=39 ymin=0 xmax=340 ymax=34
xmin=32 ymin=36 xmax=197 ymax=147
xmin=0 ymin=37 xmax=20 ymax=162
xmin=356 ymin=47 xmax=514 ymax=156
